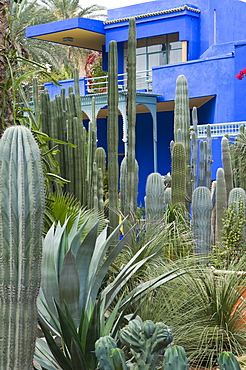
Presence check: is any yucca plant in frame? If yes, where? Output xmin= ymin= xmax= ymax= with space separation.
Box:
xmin=36 ymin=217 xmax=183 ymax=369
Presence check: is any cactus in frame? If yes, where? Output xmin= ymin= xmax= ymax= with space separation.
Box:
xmin=218 ymin=352 xmax=241 ymax=370
xmin=164 ymin=187 xmax=172 ymax=206
xmin=199 ymin=140 xmax=206 ymax=186
xmin=145 ymin=172 xmax=164 ymax=222
xmin=222 ymin=136 xmax=233 ymax=199
xmin=191 ymin=131 xmax=198 ymax=192
xmin=119 ymin=316 xmax=173 ymax=369
xmin=171 ymin=142 xmax=186 ymax=207
xmin=126 ymin=17 xmax=138 ymax=216
xmin=228 ymin=188 xmax=246 ymax=209
xmin=206 ymin=124 xmax=212 ymax=188
xmin=215 ymin=168 xmax=227 ymax=243
xmin=174 ymin=75 xmax=191 ymax=206
xmin=107 ymin=40 xmax=119 ymax=231
xmin=192 ymin=186 xmax=213 ymax=256
xmin=98 ymin=167 xmax=104 ymax=213
xmin=0 ymin=126 xmax=45 ymax=368
xmin=109 ymin=348 xmax=128 ymax=370
xmin=163 ymin=345 xmax=189 ymax=370
xmin=95 ymin=336 xmax=117 ymax=370
xmin=95 ymin=147 xmax=106 ymax=179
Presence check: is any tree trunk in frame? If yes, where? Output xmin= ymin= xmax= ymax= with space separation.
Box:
xmin=0 ymin=0 xmax=14 ymax=133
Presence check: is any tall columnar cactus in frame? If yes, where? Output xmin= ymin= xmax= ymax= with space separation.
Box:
xmin=95 ymin=146 xmax=106 ymax=179
xmin=215 ymin=168 xmax=227 ymax=243
xmin=174 ymin=75 xmax=191 ymax=204
xmin=192 ymin=186 xmax=213 ymax=256
xmin=126 ymin=17 xmax=138 ymax=216
xmin=163 ymin=345 xmax=189 ymax=370
xmin=228 ymin=187 xmax=246 ymax=209
xmin=199 ymin=140 xmax=205 ymax=186
xmin=206 ymin=124 xmax=212 ymax=188
xmin=171 ymin=142 xmax=186 ymax=207
xmin=191 ymin=131 xmax=198 ymax=192
xmin=0 ymin=126 xmax=45 ymax=368
xmin=222 ymin=136 xmax=233 ymax=199
xmin=107 ymin=40 xmax=119 ymax=231
xmin=145 ymin=172 xmax=164 ymax=222
xmin=218 ymin=352 xmax=241 ymax=370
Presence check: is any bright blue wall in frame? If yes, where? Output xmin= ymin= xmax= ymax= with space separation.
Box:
xmin=152 ymin=54 xmax=235 ymax=123
xmin=44 ymin=78 xmax=87 ymax=100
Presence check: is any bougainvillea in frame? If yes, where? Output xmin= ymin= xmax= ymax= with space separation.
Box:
xmin=84 ymin=52 xmax=107 ymax=92
xmin=236 ymin=68 xmax=246 ymax=80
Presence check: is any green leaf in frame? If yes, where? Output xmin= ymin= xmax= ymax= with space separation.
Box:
xmin=55 ymin=301 xmax=81 ymax=353
xmin=76 ymin=222 xmax=99 ymax=310
xmin=120 ymin=268 xmax=184 ymax=309
xmin=39 ymin=318 xmax=72 ymax=370
xmin=59 ymin=249 xmax=80 ymax=322
xmin=70 ymin=339 xmax=87 ymax=370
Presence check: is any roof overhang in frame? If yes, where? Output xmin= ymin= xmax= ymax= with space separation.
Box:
xmin=155 ymin=95 xmax=215 ymax=112
xmin=26 ymin=17 xmax=105 ymax=51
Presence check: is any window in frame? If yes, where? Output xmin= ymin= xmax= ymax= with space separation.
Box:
xmin=124 ymin=33 xmax=183 ymax=89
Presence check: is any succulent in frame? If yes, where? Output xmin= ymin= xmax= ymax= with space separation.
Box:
xmin=163 ymin=345 xmax=189 ymax=370
xmin=0 ymin=126 xmax=45 ymax=368
xmin=218 ymin=352 xmax=241 ymax=370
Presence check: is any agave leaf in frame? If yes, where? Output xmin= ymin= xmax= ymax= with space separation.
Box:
xmin=120 ymin=268 xmax=184 ymax=309
xmin=84 ymin=299 xmax=101 ymax=370
xmin=39 ymin=318 xmax=72 ymax=370
xmin=88 ymin=223 xmax=135 ymax=307
xmin=76 ymin=222 xmax=99 ymax=310
xmin=55 ymin=301 xmax=81 ymax=354
xmin=41 ymin=223 xmax=61 ymax=314
xmin=70 ymin=219 xmax=88 ymax=256
xmin=70 ymin=339 xmax=87 ymax=370
xmin=59 ymin=249 xmax=80 ymax=322
xmin=35 ymin=338 xmax=61 ymax=370
xmin=102 ymin=295 xmax=123 ymax=336
xmin=103 ymin=253 xmax=156 ymax=309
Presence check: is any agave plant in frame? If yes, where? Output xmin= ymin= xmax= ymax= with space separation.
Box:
xmin=35 ymin=216 xmax=183 ymax=369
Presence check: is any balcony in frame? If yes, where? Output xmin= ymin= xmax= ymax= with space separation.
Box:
xmin=195 ymin=122 xmax=246 ymax=139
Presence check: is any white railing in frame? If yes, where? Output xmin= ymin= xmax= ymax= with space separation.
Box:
xmin=85 ymin=69 xmax=152 ymax=94
xmin=195 ymin=122 xmax=246 ymax=138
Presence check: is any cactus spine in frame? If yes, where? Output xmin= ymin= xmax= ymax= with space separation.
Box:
xmin=0 ymin=126 xmax=45 ymax=368
xmin=107 ymin=40 xmax=119 ymax=231
xmin=192 ymin=186 xmax=213 ymax=256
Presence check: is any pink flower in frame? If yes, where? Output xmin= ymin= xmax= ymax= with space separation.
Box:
xmin=236 ymin=68 xmax=246 ymax=80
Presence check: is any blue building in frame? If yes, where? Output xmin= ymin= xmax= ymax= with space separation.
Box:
xmin=26 ymin=0 xmax=246 ymax=202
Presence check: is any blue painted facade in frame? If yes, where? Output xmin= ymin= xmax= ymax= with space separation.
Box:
xmin=26 ymin=0 xmax=246 ymax=203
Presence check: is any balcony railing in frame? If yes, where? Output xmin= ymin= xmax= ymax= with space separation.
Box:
xmin=195 ymin=122 xmax=246 ymax=138
xmin=85 ymin=69 xmax=152 ymax=94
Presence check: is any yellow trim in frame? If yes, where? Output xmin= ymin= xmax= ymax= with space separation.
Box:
xmin=182 ymin=41 xmax=187 ymax=62
xmin=104 ymin=5 xmax=200 ymax=25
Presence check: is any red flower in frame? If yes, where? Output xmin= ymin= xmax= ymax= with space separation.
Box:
xmin=236 ymin=68 xmax=246 ymax=80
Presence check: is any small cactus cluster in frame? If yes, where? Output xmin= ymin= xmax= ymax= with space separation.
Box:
xmin=95 ymin=318 xmax=241 ymax=369
xmin=95 ymin=316 xmax=173 ymax=369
